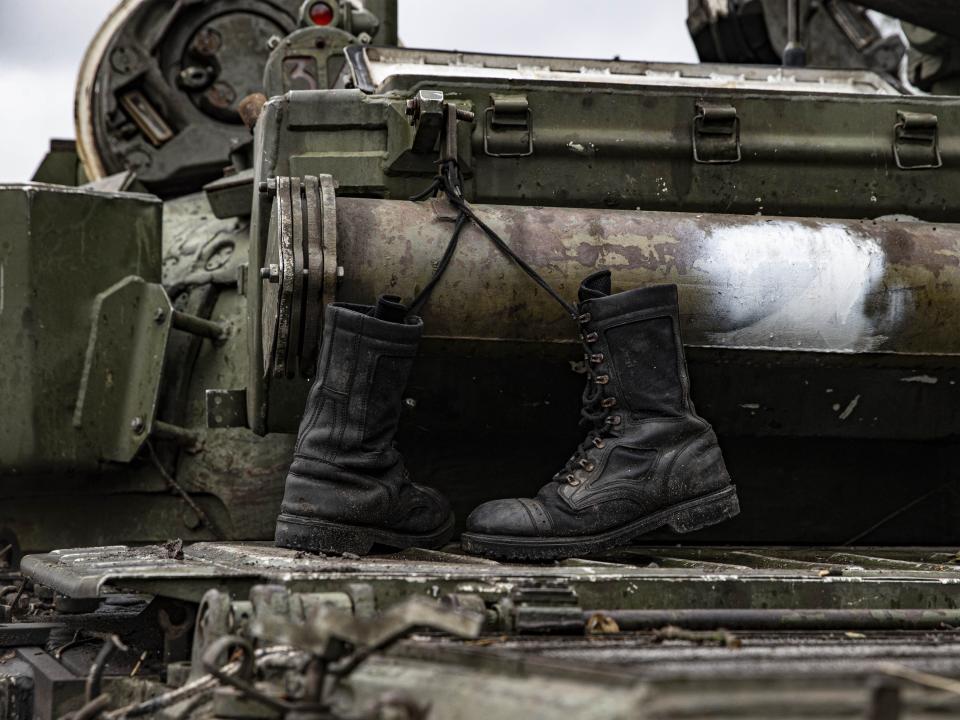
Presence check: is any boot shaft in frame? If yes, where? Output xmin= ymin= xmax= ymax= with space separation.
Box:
xmin=297 ymin=300 xmax=422 ymax=461
xmin=579 ymin=281 xmax=691 ymax=422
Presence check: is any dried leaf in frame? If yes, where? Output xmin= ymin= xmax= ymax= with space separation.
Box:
xmin=585 ymin=613 xmax=620 ymax=634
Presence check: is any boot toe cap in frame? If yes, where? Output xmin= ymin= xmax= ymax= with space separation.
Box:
xmin=466 ymin=499 xmax=541 ymax=537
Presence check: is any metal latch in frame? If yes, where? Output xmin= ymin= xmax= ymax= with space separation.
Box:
xmin=405 ymin=90 xmax=446 ymax=154
xmin=693 ymin=102 xmax=741 ymax=164
xmin=484 ymin=94 xmax=533 ymax=157
xmin=894 ymin=111 xmax=942 ymax=170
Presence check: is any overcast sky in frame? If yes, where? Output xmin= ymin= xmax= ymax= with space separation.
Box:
xmin=0 ymin=1 xmax=696 ymax=182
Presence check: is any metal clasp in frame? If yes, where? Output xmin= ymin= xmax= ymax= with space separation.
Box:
xmin=405 ymin=90 xmax=446 ymax=154
xmin=894 ymin=111 xmax=942 ymax=170
xmin=484 ymin=94 xmax=533 ymax=158
xmin=693 ymin=102 xmax=741 ymax=164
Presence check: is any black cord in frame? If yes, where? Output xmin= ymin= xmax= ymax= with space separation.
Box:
xmin=408 ymin=159 xmax=578 ymax=319
xmin=408 ymin=212 xmax=468 ymax=317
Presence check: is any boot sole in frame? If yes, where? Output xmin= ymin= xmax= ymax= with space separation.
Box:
xmin=275 ymin=512 xmax=456 ymax=556
xmin=460 ymin=485 xmax=740 ymax=562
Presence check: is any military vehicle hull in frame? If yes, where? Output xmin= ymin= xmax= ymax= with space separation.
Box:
xmin=4 ymin=2 xmax=960 ymax=717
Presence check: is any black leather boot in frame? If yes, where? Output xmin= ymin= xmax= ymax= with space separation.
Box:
xmin=275 ymin=296 xmax=454 ymax=555
xmin=461 ymin=271 xmax=739 ymax=561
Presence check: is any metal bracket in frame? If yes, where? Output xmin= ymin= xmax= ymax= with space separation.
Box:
xmin=498 ymin=585 xmax=583 ymax=634
xmin=693 ymin=102 xmax=741 ymax=164
xmin=406 ymin=89 xmax=446 ymax=154
xmin=73 ymin=276 xmax=172 ymax=463
xmin=484 ymin=94 xmax=533 ymax=158
xmin=205 ymin=389 xmax=249 ymax=428
xmin=894 ymin=111 xmax=942 ymax=170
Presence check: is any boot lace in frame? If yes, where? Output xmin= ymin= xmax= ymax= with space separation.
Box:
xmin=555 ymin=313 xmax=622 ymax=486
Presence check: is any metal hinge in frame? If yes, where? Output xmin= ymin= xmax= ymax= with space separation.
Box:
xmin=693 ymin=102 xmax=741 ymax=164
xmin=894 ymin=111 xmax=942 ymax=170
xmin=484 ymin=94 xmax=533 ymax=158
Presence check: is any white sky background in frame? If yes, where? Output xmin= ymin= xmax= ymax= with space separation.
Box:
xmin=0 ymin=1 xmax=697 ymax=182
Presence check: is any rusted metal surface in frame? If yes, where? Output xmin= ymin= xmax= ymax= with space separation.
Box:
xmin=595 ymin=609 xmax=960 ymax=631
xmin=335 ymin=198 xmax=960 ymax=356
xmin=20 ymin=543 xmax=960 ymax=610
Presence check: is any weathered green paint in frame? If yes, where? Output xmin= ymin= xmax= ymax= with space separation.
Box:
xmin=0 ymin=184 xmax=162 ymax=474
xmin=252 ymin=59 xmax=960 ymax=221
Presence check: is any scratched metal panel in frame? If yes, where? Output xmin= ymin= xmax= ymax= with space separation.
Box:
xmin=19 ymin=542 xmax=960 ymax=608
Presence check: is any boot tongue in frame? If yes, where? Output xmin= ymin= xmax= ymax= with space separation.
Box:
xmin=372 ymin=294 xmax=408 ymax=323
xmin=578 ymin=270 xmax=611 ymax=304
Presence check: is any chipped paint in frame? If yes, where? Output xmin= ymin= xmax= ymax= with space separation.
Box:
xmin=337 ymin=199 xmax=960 ymax=356
xmin=695 ymin=221 xmax=889 ymax=352
xmin=838 ymin=395 xmax=861 ymax=421
xmin=901 ymin=375 xmax=939 ymax=384
xmin=739 ymin=403 xmax=760 ymax=410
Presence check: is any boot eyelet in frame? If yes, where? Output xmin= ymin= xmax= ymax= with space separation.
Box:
xmin=606 ymin=415 xmax=622 ymax=426
xmin=601 ymin=397 xmax=617 ymax=408
xmin=584 ymin=332 xmax=599 ymax=343
xmin=590 ymin=353 xmax=604 ymax=364
xmin=578 ymin=312 xmax=592 ymax=324
xmin=579 ymin=459 xmax=595 ymax=472
xmin=595 ymin=375 xmax=609 ymax=385
xmin=593 ymin=437 xmax=606 ymax=449
xmin=568 ymin=477 xmax=582 ymax=487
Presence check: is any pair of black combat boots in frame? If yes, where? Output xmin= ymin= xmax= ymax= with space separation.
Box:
xmin=275 ymin=271 xmax=740 ymax=561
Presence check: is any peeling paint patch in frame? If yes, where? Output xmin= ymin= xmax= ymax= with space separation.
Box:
xmin=739 ymin=403 xmax=760 ymax=410
xmin=838 ymin=395 xmax=861 ymax=421
xmin=567 ymin=141 xmax=587 ymax=154
xmin=695 ymin=221 xmax=888 ymax=352
xmin=900 ymin=375 xmax=938 ymax=385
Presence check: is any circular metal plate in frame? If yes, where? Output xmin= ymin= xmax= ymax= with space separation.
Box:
xmin=75 ymin=0 xmax=299 ymax=195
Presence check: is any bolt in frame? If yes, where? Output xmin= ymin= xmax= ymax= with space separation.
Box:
xmin=404 ymin=398 xmax=417 ymax=409
xmin=131 ymin=417 xmax=146 ymax=435
xmin=205 ymin=81 xmax=236 ymax=109
xmin=191 ymin=27 xmax=222 ymax=57
xmin=260 ymin=264 xmax=280 ymax=283
xmin=178 ymin=65 xmax=213 ymax=91
xmin=455 ymin=108 xmax=476 ymax=123
xmin=153 ymin=308 xmax=166 ymax=324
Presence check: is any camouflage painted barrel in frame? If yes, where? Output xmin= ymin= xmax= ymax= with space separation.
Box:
xmin=334 ymin=198 xmax=960 ymax=356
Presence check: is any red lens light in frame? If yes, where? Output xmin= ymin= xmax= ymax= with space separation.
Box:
xmin=308 ymin=2 xmax=334 ymax=25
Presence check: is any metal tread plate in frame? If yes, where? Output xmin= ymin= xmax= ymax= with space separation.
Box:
xmin=19 ymin=543 xmax=960 ymax=605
